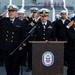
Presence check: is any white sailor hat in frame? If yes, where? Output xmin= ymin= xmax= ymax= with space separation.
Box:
xmin=69 ymin=13 xmax=75 ymax=20
xmin=17 ymin=8 xmax=26 ymax=13
xmin=38 ymin=8 xmax=50 ymax=16
xmin=30 ymin=7 xmax=39 ymax=13
xmin=60 ymin=10 xmax=68 ymax=14
xmin=55 ymin=14 xmax=61 ymax=19
xmin=7 ymin=4 xmax=18 ymax=11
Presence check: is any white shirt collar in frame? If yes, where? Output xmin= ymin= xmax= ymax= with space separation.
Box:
xmin=10 ymin=18 xmax=15 ymax=22
xmin=42 ymin=22 xmax=47 ymax=25
xmin=73 ymin=27 xmax=75 ymax=30
xmin=62 ymin=20 xmax=66 ymax=24
xmin=32 ymin=18 xmax=37 ymax=21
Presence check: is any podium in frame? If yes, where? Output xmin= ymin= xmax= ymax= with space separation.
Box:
xmin=29 ymin=41 xmax=66 ymax=75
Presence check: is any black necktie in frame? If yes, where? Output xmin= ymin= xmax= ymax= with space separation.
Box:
xmin=10 ymin=20 xmax=14 ymax=24
xmin=10 ymin=20 xmax=12 ymax=24
xmin=43 ymin=24 xmax=46 ymax=29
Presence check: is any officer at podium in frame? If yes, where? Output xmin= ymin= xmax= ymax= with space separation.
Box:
xmin=35 ymin=8 xmax=56 ymax=41
xmin=0 ymin=4 xmax=25 ymax=75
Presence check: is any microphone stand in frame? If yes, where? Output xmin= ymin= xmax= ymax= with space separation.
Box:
xmin=10 ymin=23 xmax=38 ymax=55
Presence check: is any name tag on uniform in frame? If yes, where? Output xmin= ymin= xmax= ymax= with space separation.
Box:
xmin=15 ymin=25 xmax=21 ymax=28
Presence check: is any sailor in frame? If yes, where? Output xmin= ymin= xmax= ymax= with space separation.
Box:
xmin=35 ymin=8 xmax=56 ymax=41
xmin=17 ymin=8 xmax=26 ymax=20
xmin=55 ymin=10 xmax=70 ymax=40
xmin=0 ymin=4 xmax=25 ymax=75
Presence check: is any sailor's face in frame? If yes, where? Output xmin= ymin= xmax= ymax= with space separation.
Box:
xmin=8 ymin=10 xmax=17 ymax=19
xmin=18 ymin=13 xmax=24 ymax=19
xmin=32 ymin=12 xmax=38 ymax=18
xmin=41 ymin=16 xmax=48 ymax=22
xmin=61 ymin=12 xmax=67 ymax=19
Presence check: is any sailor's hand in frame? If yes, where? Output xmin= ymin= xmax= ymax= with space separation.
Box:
xmin=28 ymin=13 xmax=33 ymax=18
xmin=19 ymin=47 xmax=22 ymax=50
xmin=45 ymin=40 xmax=48 ymax=43
xmin=0 ymin=11 xmax=7 ymax=17
xmin=36 ymin=16 xmax=41 ymax=22
xmin=67 ymin=20 xmax=74 ymax=27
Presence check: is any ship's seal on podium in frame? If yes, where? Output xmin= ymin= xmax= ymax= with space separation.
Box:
xmin=42 ymin=51 xmax=54 ymax=67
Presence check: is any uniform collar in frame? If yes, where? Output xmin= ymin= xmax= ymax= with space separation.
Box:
xmin=32 ymin=18 xmax=37 ymax=21
xmin=10 ymin=18 xmax=15 ymax=22
xmin=42 ymin=21 xmax=47 ymax=25
xmin=73 ymin=27 xmax=75 ymax=30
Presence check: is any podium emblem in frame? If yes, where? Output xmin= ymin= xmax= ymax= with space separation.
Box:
xmin=42 ymin=51 xmax=54 ymax=67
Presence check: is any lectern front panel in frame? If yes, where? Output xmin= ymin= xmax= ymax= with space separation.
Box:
xmin=31 ymin=42 xmax=64 ymax=75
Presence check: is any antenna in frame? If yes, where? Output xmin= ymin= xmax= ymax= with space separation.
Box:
xmin=9 ymin=0 xmax=12 ymax=5
xmin=63 ymin=0 xmax=68 ymax=16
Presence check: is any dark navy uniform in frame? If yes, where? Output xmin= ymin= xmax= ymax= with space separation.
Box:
xmin=0 ymin=18 xmax=4 ymax=66
xmin=35 ymin=20 xmax=56 ymax=41
xmin=60 ymin=16 xmax=75 ymax=75
xmin=17 ymin=17 xmax=27 ymax=66
xmin=52 ymin=20 xmax=57 ymax=40
xmin=60 ymin=25 xmax=75 ymax=75
xmin=55 ymin=19 xmax=70 ymax=40
xmin=24 ymin=17 xmax=37 ymax=71
xmin=0 ymin=17 xmax=24 ymax=75
xmin=55 ymin=19 xmax=70 ymax=66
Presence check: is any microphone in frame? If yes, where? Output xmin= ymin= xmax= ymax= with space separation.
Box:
xmin=29 ymin=24 xmax=38 ymax=34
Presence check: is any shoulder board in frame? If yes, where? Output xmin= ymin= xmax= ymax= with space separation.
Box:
xmin=25 ymin=17 xmax=29 ymax=21
xmin=29 ymin=22 xmax=35 ymax=26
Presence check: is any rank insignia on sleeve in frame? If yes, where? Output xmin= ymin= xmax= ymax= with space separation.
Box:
xmin=30 ymin=22 xmax=35 ymax=26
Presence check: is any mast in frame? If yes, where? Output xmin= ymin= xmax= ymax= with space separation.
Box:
xmin=51 ymin=0 xmax=55 ymax=21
